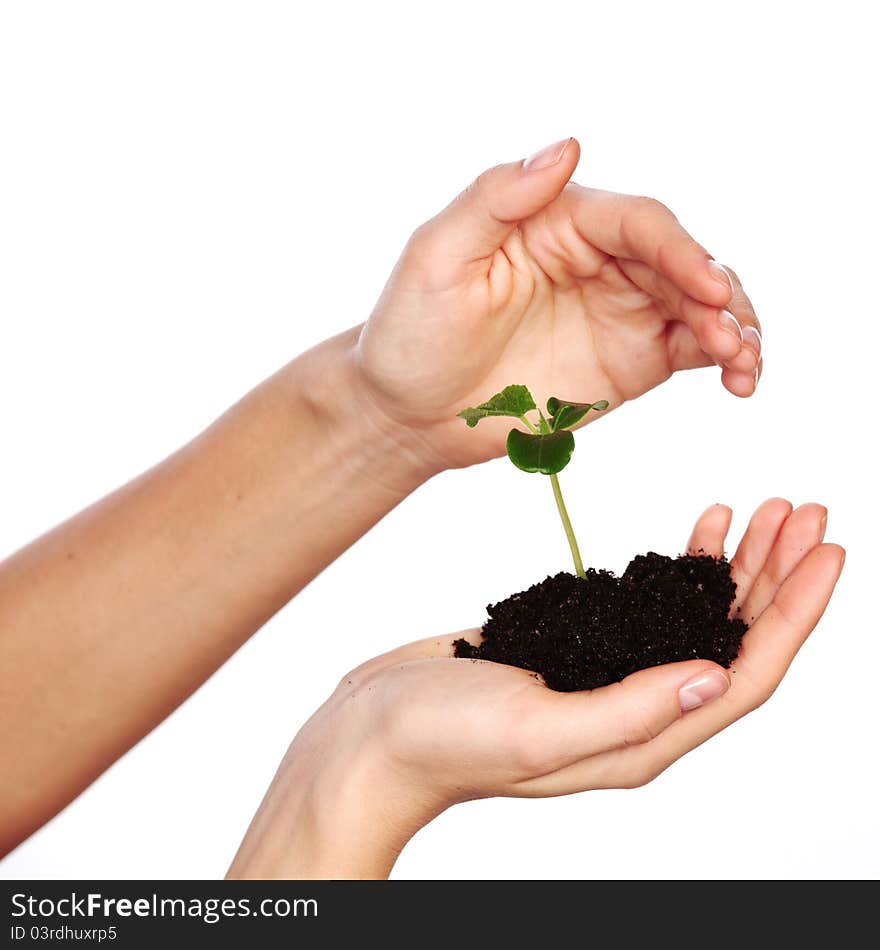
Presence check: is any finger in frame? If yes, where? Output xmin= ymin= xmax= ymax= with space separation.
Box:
xmin=523 ymin=660 xmax=731 ymax=774
xmin=668 ymin=336 xmax=759 ymax=398
xmin=566 ymin=188 xmax=734 ymax=310
xmin=733 ymin=543 xmax=845 ymax=691
xmin=720 ymin=365 xmax=759 ymax=398
xmin=722 ymin=347 xmax=759 ymax=374
xmin=414 ymin=137 xmax=580 ymax=267
xmin=617 ymin=258 xmax=762 ymax=388
xmin=708 ymin=264 xmax=762 ymax=372
xmin=739 ymin=503 xmax=828 ymax=624
xmin=617 ymin=258 xmax=744 ymax=364
xmin=665 ymin=322 xmax=714 ymax=371
xmin=686 ymin=503 xmax=732 ymax=557
xmin=666 ymin=326 xmax=760 ymax=398
xmin=729 ymin=498 xmax=794 ymax=612
xmin=725 ymin=265 xmax=762 ymax=370
xmin=519 ymin=544 xmax=844 ymax=797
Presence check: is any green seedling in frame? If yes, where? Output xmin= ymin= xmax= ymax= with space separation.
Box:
xmin=458 ymin=385 xmax=608 ymax=579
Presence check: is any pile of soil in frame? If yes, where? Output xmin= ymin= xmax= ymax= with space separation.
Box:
xmin=454 ymin=552 xmax=747 ymax=692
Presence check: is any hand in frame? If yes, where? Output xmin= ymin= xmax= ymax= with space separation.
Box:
xmin=228 ymin=499 xmax=842 ymax=879
xmin=355 ymin=137 xmax=762 ymax=470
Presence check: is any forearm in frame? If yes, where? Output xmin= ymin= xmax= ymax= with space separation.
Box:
xmin=0 ymin=327 xmax=438 ymax=855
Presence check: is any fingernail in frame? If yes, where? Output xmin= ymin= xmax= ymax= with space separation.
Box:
xmin=839 ymin=548 xmax=847 ymax=570
xmin=708 ymin=260 xmax=734 ymax=295
xmin=719 ymin=310 xmax=743 ymax=344
xmin=523 ymin=137 xmax=571 ymax=172
xmin=742 ymin=325 xmax=762 ymax=359
xmin=819 ymin=512 xmax=828 ymax=542
xmin=679 ymin=670 xmax=730 ymax=712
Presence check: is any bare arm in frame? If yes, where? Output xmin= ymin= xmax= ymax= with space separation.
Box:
xmin=0 ymin=328 xmax=437 ymax=855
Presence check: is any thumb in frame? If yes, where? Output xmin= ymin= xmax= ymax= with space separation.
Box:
xmin=417 ymin=137 xmax=580 ymax=265
xmin=534 ymin=660 xmax=732 ymax=773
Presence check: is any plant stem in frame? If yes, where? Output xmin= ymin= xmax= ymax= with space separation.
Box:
xmin=520 ymin=410 xmax=585 ymax=577
xmin=550 ymin=472 xmax=585 ymax=579
xmin=519 ymin=414 xmax=540 ymax=434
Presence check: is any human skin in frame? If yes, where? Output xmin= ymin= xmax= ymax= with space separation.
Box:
xmin=228 ymin=500 xmax=843 ymax=879
xmin=0 ymin=137 xmax=762 ymax=856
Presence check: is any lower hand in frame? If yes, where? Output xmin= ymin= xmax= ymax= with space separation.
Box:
xmin=228 ymin=499 xmax=842 ymax=879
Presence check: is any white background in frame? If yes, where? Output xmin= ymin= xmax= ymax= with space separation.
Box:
xmin=1 ymin=1 xmax=877 ymax=880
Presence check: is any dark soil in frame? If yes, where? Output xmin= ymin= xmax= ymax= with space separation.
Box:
xmin=453 ymin=552 xmax=747 ymax=692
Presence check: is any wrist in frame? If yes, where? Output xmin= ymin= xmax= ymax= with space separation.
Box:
xmin=227 ymin=719 xmax=441 ymax=880
xmin=295 ymin=328 xmax=447 ymax=496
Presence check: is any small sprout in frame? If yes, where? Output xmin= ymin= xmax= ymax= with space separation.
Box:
xmin=458 ymin=386 xmax=609 ymax=578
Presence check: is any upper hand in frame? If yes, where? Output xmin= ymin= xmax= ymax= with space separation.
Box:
xmin=356 ymin=137 xmax=762 ymax=470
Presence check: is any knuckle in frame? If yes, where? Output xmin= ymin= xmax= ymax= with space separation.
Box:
xmin=506 ymin=709 xmax=555 ymax=774
xmin=407 ymin=221 xmax=431 ymax=247
xmin=334 ymin=654 xmax=389 ymax=694
xmin=730 ymin=662 xmax=779 ymax=714
xmin=621 ymin=703 xmax=673 ymax=748
xmin=402 ymin=223 xmax=436 ymax=266
xmin=333 ymin=662 xmax=370 ymax=695
xmin=632 ymin=195 xmax=669 ymax=217
xmin=463 ymin=169 xmax=503 ymax=224
xmin=620 ymin=761 xmax=668 ymax=789
xmin=748 ymin=678 xmax=778 ymax=712
xmin=619 ymin=196 xmax=676 ymax=252
xmin=470 ymin=165 xmax=502 ymax=196
xmin=510 ymin=736 xmax=549 ymax=775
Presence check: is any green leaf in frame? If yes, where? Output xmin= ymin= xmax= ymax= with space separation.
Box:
xmin=457 ymin=385 xmax=537 ymax=427
xmin=506 ymin=428 xmax=575 ymax=474
xmin=546 ymin=397 xmax=609 ymax=431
